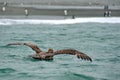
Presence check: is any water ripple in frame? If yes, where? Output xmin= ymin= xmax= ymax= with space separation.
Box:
xmin=0 ymin=68 xmax=16 ymax=73
xmin=64 ymin=72 xmax=96 ymax=80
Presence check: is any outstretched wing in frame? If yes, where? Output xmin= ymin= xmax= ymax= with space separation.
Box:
xmin=54 ymin=49 xmax=92 ymax=62
xmin=7 ymin=42 xmax=42 ymax=53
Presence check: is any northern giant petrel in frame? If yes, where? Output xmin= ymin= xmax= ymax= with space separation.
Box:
xmin=7 ymin=42 xmax=92 ymax=62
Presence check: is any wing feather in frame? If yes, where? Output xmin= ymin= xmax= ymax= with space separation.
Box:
xmin=7 ymin=42 xmax=42 ymax=53
xmin=54 ymin=49 xmax=92 ymax=62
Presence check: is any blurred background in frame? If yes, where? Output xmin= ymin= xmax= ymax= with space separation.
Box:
xmin=0 ymin=0 xmax=120 ymax=19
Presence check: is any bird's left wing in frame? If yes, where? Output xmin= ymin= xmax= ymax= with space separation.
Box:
xmin=7 ymin=42 xmax=42 ymax=53
xmin=54 ymin=49 xmax=92 ymax=62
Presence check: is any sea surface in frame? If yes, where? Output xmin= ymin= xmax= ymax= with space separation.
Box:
xmin=0 ymin=17 xmax=120 ymax=80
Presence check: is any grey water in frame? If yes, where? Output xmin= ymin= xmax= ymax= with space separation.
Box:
xmin=0 ymin=18 xmax=120 ymax=80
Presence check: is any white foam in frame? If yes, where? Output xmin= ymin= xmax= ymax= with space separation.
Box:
xmin=0 ymin=17 xmax=120 ymax=25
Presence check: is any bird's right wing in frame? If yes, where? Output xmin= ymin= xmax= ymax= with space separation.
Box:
xmin=54 ymin=49 xmax=92 ymax=62
xmin=7 ymin=42 xmax=42 ymax=53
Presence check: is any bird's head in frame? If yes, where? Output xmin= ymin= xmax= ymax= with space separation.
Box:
xmin=48 ymin=48 xmax=54 ymax=53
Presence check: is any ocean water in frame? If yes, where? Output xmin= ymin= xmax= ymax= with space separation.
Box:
xmin=0 ymin=17 xmax=120 ymax=80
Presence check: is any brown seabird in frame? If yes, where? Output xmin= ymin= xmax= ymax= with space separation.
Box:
xmin=7 ymin=42 xmax=92 ymax=62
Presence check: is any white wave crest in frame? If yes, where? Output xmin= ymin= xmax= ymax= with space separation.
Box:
xmin=0 ymin=17 xmax=120 ymax=25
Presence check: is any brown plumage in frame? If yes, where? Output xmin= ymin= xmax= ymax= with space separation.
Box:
xmin=7 ymin=42 xmax=92 ymax=62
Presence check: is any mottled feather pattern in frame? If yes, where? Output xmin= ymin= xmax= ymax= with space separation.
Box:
xmin=54 ymin=49 xmax=76 ymax=55
xmin=8 ymin=42 xmax=42 ymax=53
xmin=55 ymin=49 xmax=92 ymax=62
xmin=24 ymin=43 xmax=42 ymax=53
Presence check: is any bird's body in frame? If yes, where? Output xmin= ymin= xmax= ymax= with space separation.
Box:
xmin=29 ymin=52 xmax=54 ymax=60
xmin=7 ymin=42 xmax=92 ymax=62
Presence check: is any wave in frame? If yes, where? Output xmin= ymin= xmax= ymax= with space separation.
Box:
xmin=0 ymin=68 xmax=16 ymax=73
xmin=63 ymin=72 xmax=97 ymax=80
xmin=0 ymin=17 xmax=120 ymax=25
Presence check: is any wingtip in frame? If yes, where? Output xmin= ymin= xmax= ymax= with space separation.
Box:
xmin=77 ymin=54 xmax=92 ymax=62
xmin=87 ymin=57 xmax=92 ymax=62
xmin=6 ymin=43 xmax=12 ymax=46
xmin=6 ymin=42 xmax=25 ymax=46
xmin=90 ymin=59 xmax=92 ymax=62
